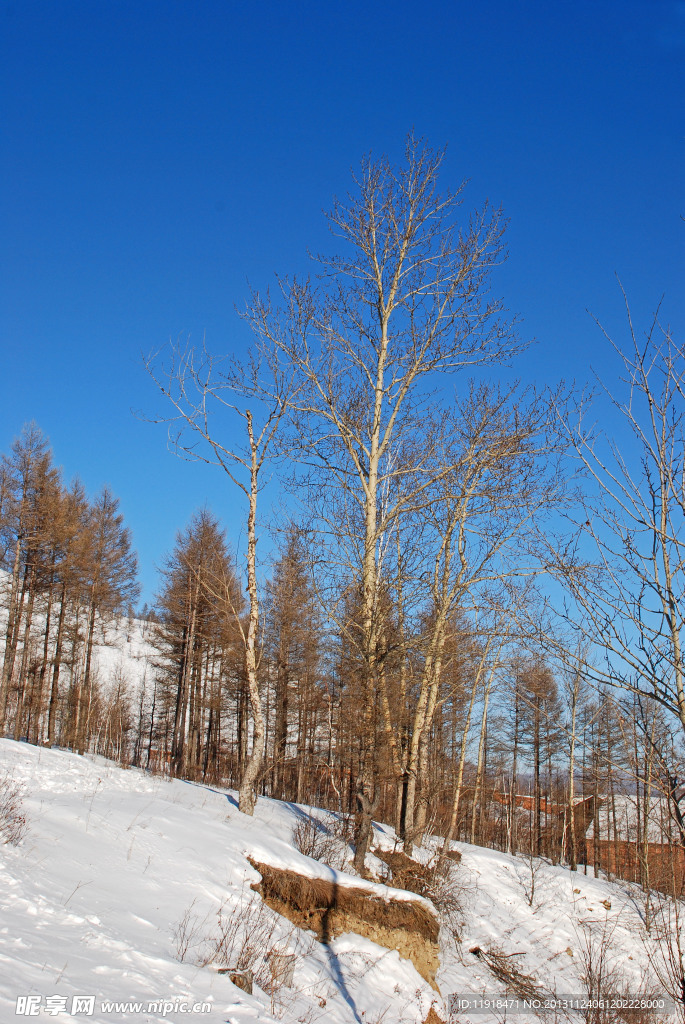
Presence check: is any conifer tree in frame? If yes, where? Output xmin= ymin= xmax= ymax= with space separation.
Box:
xmin=0 ymin=424 xmax=57 ymax=730
xmin=154 ymin=510 xmax=243 ymax=780
xmin=70 ymin=487 xmax=139 ymax=753
xmin=264 ymin=528 xmax=321 ymax=801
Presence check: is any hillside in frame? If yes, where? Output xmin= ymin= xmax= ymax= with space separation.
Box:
xmin=0 ymin=739 xmax=679 ymax=1023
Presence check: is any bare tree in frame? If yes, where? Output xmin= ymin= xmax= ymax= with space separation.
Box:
xmin=398 ymin=385 xmax=559 ymax=852
xmin=0 ymin=423 xmax=56 ymax=729
xmin=0 ymin=425 xmax=141 ymax=754
xmin=145 ymin=344 xmax=296 ymax=814
xmin=153 ymin=510 xmax=243 ymax=781
xmin=555 ymin=291 xmax=685 ymax=827
xmin=70 ymin=487 xmax=139 ymax=753
xmin=246 ymin=134 xmax=524 ymax=870
xmin=564 ymin=657 xmax=584 ymax=870
xmin=263 ymin=527 xmax=322 ymax=802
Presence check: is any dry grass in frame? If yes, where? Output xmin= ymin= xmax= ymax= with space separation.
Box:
xmin=173 ymin=890 xmax=303 ymax=998
xmin=468 ymin=944 xmax=541 ymax=1001
xmin=575 ymin=917 xmax=671 ymax=1024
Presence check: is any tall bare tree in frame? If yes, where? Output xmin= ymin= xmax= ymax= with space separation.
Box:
xmin=0 ymin=423 xmax=55 ymax=729
xmin=145 ymin=345 xmax=297 ymax=814
xmin=555 ymin=293 xmax=685 ymax=828
xmin=154 ymin=510 xmax=243 ymax=780
xmin=246 ymin=135 xmax=525 ymax=870
xmin=397 ymin=386 xmax=559 ymax=851
xmin=264 ymin=527 xmax=322 ymax=801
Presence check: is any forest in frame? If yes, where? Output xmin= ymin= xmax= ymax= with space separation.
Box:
xmin=1 ymin=140 xmax=684 ymax=906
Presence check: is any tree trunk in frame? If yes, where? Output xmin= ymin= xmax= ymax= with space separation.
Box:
xmin=437 ymin=660 xmax=485 ymax=868
xmin=30 ymin=565 xmax=55 ymax=744
xmin=238 ymin=413 xmax=266 ymax=816
xmin=75 ymin=599 xmax=97 ymax=754
xmin=13 ymin=572 xmax=36 ymax=741
xmin=567 ymin=670 xmax=579 ymax=871
xmin=0 ymin=539 xmax=26 ymax=728
xmin=47 ymin=582 xmax=68 ymax=746
xmin=273 ymin=638 xmax=289 ymax=799
xmin=470 ymin=676 xmax=493 ymax=845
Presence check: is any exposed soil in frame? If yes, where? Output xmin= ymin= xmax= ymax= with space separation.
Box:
xmin=248 ymin=858 xmax=440 ymax=988
xmin=422 ymin=1009 xmax=446 ymax=1024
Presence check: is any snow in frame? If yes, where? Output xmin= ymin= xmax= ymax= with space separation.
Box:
xmin=0 ymin=741 xmax=441 ymax=1023
xmin=80 ymin=613 xmax=154 ymax=698
xmin=0 ymin=739 xmax=679 ymax=1024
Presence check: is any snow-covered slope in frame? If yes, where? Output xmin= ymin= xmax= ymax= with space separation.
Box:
xmin=89 ymin=614 xmax=155 ymax=695
xmin=0 ymin=584 xmax=154 ymax=706
xmin=0 ymin=740 xmax=677 ymax=1024
xmin=0 ymin=741 xmax=442 ymax=1023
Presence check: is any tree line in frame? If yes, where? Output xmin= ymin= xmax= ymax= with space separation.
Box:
xmin=0 ymin=440 xmax=678 ymax=897
xmin=0 ymin=423 xmax=138 ymax=754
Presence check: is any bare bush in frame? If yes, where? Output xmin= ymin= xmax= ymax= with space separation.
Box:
xmin=213 ymin=897 xmax=276 ymax=972
xmin=292 ymin=813 xmax=327 ymax=859
xmin=173 ymin=892 xmax=302 ymax=997
xmin=0 ymin=770 xmax=28 ymax=846
xmin=574 ymin=917 xmax=669 ymax=1024
xmin=373 ymin=847 xmax=464 ymax=934
xmin=469 ymin=944 xmax=542 ymax=1002
xmin=417 ymin=860 xmax=464 ymax=931
xmin=172 ymin=899 xmax=205 ymax=963
xmin=513 ymin=850 xmax=553 ymax=913
xmin=640 ymin=896 xmax=685 ymax=1024
xmin=292 ymin=812 xmax=352 ymax=871
xmin=576 ymin=916 xmax=625 ymax=1023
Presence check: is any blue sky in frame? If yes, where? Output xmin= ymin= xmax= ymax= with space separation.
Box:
xmin=1 ymin=0 xmax=683 ymax=605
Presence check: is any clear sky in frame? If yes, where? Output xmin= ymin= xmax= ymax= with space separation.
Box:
xmin=1 ymin=0 xmax=683 ymax=605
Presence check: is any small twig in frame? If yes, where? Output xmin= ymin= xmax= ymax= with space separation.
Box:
xmin=64 ymin=880 xmax=93 ymax=907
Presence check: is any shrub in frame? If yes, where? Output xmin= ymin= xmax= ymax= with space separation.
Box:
xmin=173 ymin=892 xmax=302 ymax=997
xmin=0 ymin=770 xmax=28 ymax=846
xmin=513 ymin=849 xmax=553 ymax=912
xmin=291 ymin=812 xmax=352 ymax=871
xmin=373 ymin=848 xmax=463 ymax=927
xmin=575 ymin=917 xmax=669 ymax=1024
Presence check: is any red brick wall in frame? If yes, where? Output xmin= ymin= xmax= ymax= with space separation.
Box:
xmin=585 ymin=838 xmax=685 ymax=895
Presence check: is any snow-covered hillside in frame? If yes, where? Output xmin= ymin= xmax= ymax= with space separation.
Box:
xmin=0 ymin=582 xmax=154 ymax=705
xmin=0 ymin=740 xmax=679 ymax=1023
xmin=86 ymin=614 xmax=154 ymax=697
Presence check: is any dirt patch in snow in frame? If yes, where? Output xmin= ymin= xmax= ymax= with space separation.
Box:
xmin=422 ymin=1009 xmax=446 ymax=1024
xmin=249 ymin=859 xmax=440 ymax=988
xmin=373 ymin=848 xmax=440 ymax=895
